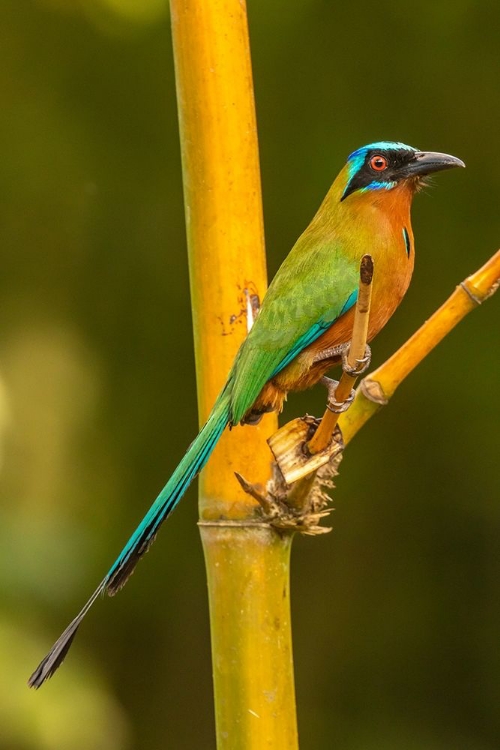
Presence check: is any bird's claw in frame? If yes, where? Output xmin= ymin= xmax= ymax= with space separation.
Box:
xmin=326 ymin=388 xmax=355 ymax=414
xmin=320 ymin=376 xmax=355 ymax=414
xmin=341 ymin=344 xmax=372 ymax=376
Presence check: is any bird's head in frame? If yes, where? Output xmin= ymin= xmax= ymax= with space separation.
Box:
xmin=340 ymin=141 xmax=465 ymax=203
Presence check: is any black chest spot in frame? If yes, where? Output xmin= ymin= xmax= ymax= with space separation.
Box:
xmin=403 ymin=227 xmax=411 ymax=258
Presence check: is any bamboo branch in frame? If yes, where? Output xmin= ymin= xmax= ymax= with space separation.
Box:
xmin=267 ymin=255 xmax=373 ymax=490
xmin=339 ymin=249 xmax=500 ymax=444
xmin=307 ymin=254 xmax=374 ymax=454
xmin=264 ymin=248 xmax=499 ymax=525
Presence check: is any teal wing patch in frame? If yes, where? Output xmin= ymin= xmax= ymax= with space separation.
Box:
xmin=339 ymin=288 xmax=359 ymax=317
xmin=269 ymin=289 xmax=357 ymax=378
xmin=230 ymin=285 xmax=358 ymax=424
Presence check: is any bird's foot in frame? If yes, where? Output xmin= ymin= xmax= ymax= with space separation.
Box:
xmin=321 ymin=376 xmax=355 ymax=414
xmin=341 ymin=343 xmax=372 ymax=376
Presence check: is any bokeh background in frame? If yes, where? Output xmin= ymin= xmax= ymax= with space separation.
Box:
xmin=0 ymin=0 xmax=499 ymax=748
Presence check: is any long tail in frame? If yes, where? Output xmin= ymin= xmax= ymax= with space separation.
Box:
xmin=28 ymin=388 xmax=231 ymax=688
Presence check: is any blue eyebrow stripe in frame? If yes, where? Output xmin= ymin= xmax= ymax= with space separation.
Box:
xmin=348 ymin=141 xmax=418 ymax=161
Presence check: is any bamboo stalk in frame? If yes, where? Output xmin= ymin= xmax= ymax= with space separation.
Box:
xmin=170 ymin=1 xmax=298 ymax=747
xmin=202 ymin=526 xmax=296 ymax=749
xmin=339 ymin=249 xmax=500 ymax=444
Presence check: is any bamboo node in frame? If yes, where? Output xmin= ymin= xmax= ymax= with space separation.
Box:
xmin=359 ymin=377 xmax=388 ymax=405
xmin=460 ymin=281 xmax=484 ymax=306
xmin=198 ymin=520 xmax=274 ymax=529
xmin=305 ymin=254 xmax=374 ymax=456
xmin=235 ymin=433 xmax=343 ymax=535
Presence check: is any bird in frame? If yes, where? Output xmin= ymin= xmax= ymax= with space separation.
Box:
xmin=29 ymin=141 xmax=464 ymax=687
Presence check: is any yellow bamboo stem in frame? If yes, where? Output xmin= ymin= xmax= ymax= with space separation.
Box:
xmin=339 ymin=249 xmax=500 ymax=444
xmin=202 ymin=526 xmax=296 ymax=749
xmin=170 ymin=0 xmax=276 ymax=517
xmin=170 ymin=1 xmax=298 ymax=747
xmin=307 ymin=254 xmax=374 ymax=454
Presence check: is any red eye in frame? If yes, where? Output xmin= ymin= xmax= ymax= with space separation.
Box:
xmin=370 ymin=155 xmax=388 ymax=171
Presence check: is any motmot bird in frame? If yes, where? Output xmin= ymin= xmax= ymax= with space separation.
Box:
xmin=29 ymin=141 xmax=464 ymax=687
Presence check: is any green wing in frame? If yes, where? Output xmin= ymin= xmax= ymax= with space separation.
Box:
xmin=229 ymin=237 xmax=359 ymax=424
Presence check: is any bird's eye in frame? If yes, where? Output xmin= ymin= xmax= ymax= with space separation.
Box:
xmin=370 ymin=155 xmax=388 ymax=171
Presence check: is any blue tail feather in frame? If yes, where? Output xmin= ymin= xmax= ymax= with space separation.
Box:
xmin=28 ymin=388 xmax=231 ymax=688
xmin=106 ymin=391 xmax=230 ymax=594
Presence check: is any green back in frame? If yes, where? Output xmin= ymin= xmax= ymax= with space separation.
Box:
xmin=229 ymin=231 xmax=359 ymax=424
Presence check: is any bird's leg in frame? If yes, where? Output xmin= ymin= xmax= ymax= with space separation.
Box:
xmin=317 ymin=344 xmax=371 ymax=413
xmin=341 ymin=343 xmax=372 ymax=376
xmin=312 ymin=343 xmax=345 ymax=363
xmin=321 ymin=376 xmax=355 ymax=414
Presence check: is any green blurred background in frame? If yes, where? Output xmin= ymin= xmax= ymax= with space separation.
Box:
xmin=0 ymin=0 xmax=499 ymax=748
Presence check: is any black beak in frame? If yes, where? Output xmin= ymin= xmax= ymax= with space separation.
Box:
xmin=405 ymin=151 xmax=465 ymax=177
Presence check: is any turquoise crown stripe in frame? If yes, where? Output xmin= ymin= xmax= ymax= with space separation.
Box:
xmin=347 ymin=141 xmax=418 ymax=163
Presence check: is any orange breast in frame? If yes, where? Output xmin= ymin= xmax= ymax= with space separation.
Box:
xmin=312 ymin=183 xmax=415 ymax=353
xmin=274 ymin=183 xmax=415 ymax=394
